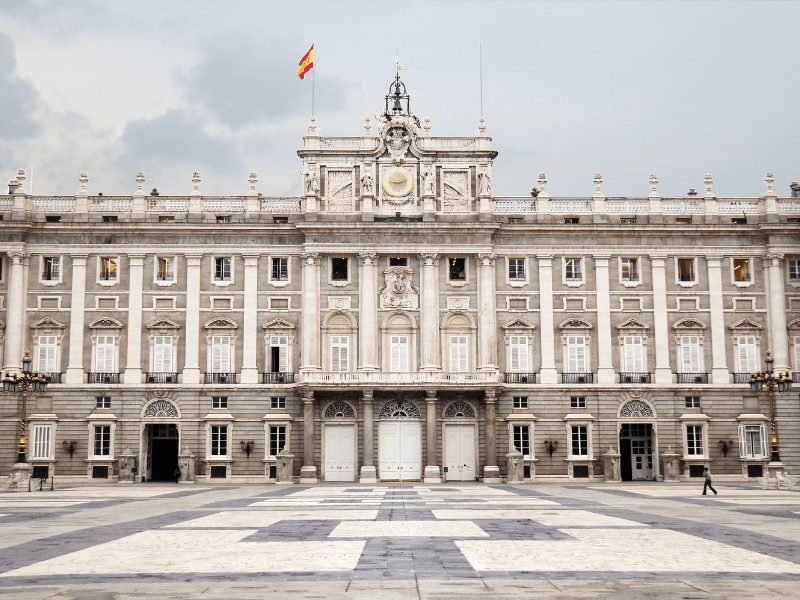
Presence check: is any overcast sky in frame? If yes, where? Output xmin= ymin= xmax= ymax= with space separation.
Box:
xmin=0 ymin=0 xmax=798 ymax=198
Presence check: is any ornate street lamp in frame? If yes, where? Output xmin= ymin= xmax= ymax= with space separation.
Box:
xmin=749 ymin=350 xmax=792 ymax=463
xmin=2 ymin=350 xmax=49 ymax=464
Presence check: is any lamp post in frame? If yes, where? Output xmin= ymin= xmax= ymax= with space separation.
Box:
xmin=749 ymin=350 xmax=791 ymax=464
xmin=2 ymin=350 xmax=49 ymax=465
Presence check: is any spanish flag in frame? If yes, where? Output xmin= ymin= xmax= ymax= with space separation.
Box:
xmin=297 ymin=44 xmax=314 ymax=80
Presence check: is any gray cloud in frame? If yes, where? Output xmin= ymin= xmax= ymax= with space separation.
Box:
xmin=183 ymin=33 xmax=345 ymax=128
xmin=0 ymin=33 xmax=39 ymax=139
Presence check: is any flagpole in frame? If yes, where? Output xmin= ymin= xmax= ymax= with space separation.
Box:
xmin=479 ymin=41 xmax=484 ymax=118
xmin=312 ymin=41 xmax=316 ymax=118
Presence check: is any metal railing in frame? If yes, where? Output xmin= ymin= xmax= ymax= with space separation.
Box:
xmin=146 ymin=372 xmax=178 ymax=384
xmin=732 ymin=372 xmax=752 ymax=384
xmin=43 ymin=372 xmax=62 ymax=384
xmin=87 ymin=372 xmax=120 ymax=384
xmin=504 ymin=372 xmax=537 ymax=384
xmin=204 ymin=372 xmax=237 ymax=384
xmin=301 ymin=371 xmax=498 ymax=385
xmin=561 ymin=372 xmax=594 ymax=384
xmin=676 ymin=373 xmax=709 ymax=384
xmin=260 ymin=372 xmax=295 ymax=384
xmin=619 ymin=372 xmax=652 ymax=384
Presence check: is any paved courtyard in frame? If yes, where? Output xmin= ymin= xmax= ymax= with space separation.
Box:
xmin=0 ymin=482 xmax=799 ymax=598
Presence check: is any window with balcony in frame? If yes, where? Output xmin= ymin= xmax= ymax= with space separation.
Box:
xmin=42 ymin=256 xmax=61 ymax=282
xmin=679 ymin=335 xmax=702 ymax=374
xmin=36 ymin=335 xmax=58 ymax=374
xmin=566 ymin=335 xmax=588 ymax=373
xmin=151 ymin=335 xmax=174 ymax=376
xmin=211 ymin=335 xmax=232 ymax=373
xmin=735 ymin=335 xmax=758 ymax=373
xmin=93 ymin=335 xmax=116 ymax=374
xmin=621 ymin=335 xmax=645 ymax=373
xmin=269 ymin=335 xmax=289 ymax=373
xmin=508 ymin=335 xmax=529 ymax=373
xmin=331 ymin=336 xmax=350 ymax=372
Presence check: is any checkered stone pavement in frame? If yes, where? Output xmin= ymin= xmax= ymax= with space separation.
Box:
xmin=0 ymin=482 xmax=799 ymax=598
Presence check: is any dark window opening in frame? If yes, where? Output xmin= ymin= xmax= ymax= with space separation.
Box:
xmin=216 ymin=215 xmax=231 ymax=224
xmin=273 ymin=216 xmax=288 ymax=224
xmin=620 ymin=216 xmax=637 ymax=224
xmin=675 ymin=217 xmax=692 ymax=225
xmin=46 ymin=215 xmax=62 ymax=223
xmin=159 ymin=215 xmax=175 ymax=223
xmin=564 ymin=217 xmax=580 ymax=224
xmin=731 ymin=217 xmax=747 ymax=225
xmin=331 ymin=258 xmax=348 ymax=281
xmin=448 ymin=258 xmax=466 ymax=281
xmin=389 ymin=257 xmax=407 ymax=267
xmin=102 ymin=215 xmax=118 ymax=223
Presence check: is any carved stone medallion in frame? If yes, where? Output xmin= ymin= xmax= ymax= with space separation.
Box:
xmin=379 ymin=266 xmax=418 ymax=309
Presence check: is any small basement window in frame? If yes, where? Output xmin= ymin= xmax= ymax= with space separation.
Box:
xmin=564 ymin=217 xmax=580 ymax=224
xmin=216 ymin=215 xmax=231 ymax=224
xmin=102 ymin=215 xmax=118 ymax=223
xmin=158 ymin=215 xmax=175 ymax=223
xmin=675 ymin=217 xmax=692 ymax=225
xmin=46 ymin=215 xmax=62 ymax=223
xmin=620 ymin=216 xmax=636 ymax=225
xmin=273 ymin=216 xmax=288 ymax=224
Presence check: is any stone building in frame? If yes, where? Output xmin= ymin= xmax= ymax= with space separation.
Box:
xmin=1 ymin=75 xmax=799 ymax=486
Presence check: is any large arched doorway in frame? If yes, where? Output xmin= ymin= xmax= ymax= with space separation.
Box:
xmin=617 ymin=397 xmax=658 ymax=481
xmin=442 ymin=400 xmax=478 ymax=481
xmin=140 ymin=396 xmax=181 ymax=482
xmin=378 ymin=400 xmax=421 ymax=481
xmin=322 ymin=400 xmax=357 ymax=482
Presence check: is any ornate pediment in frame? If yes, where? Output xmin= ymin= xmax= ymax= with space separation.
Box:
xmin=146 ymin=318 xmax=181 ymax=330
xmin=787 ymin=319 xmax=800 ymax=330
xmin=559 ymin=318 xmax=592 ymax=330
xmin=262 ymin=318 xmax=296 ymax=330
xmin=379 ymin=266 xmax=418 ymax=310
xmin=142 ymin=396 xmax=180 ymax=419
xmin=616 ymin=318 xmax=648 ymax=330
xmin=503 ymin=319 xmax=535 ymax=330
xmin=673 ymin=318 xmax=706 ymax=330
xmin=88 ymin=317 xmax=123 ymax=329
xmin=31 ymin=317 xmax=65 ymax=329
xmin=204 ymin=318 xmax=238 ymax=330
xmin=729 ymin=318 xmax=763 ymax=331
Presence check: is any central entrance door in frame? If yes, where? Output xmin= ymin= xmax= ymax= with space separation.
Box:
xmin=619 ymin=423 xmax=653 ymax=481
xmin=324 ymin=424 xmax=355 ymax=482
xmin=379 ymin=421 xmax=421 ymax=481
xmin=145 ymin=423 xmax=179 ymax=482
xmin=444 ymin=424 xmax=476 ymax=481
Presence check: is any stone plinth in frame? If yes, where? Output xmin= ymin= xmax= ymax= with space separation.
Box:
xmin=277 ymin=452 xmax=295 ymax=485
xmin=423 ymin=465 xmax=441 ymax=484
xmin=178 ymin=447 xmax=196 ymax=483
xmin=359 ymin=465 xmax=377 ymax=484
xmin=7 ymin=462 xmax=32 ymax=492
xmin=506 ymin=451 xmax=524 ymax=484
xmin=603 ymin=447 xmax=621 ymax=482
xmin=299 ymin=465 xmax=317 ymax=484
xmin=483 ymin=465 xmax=501 ymax=484
xmin=118 ymin=448 xmax=137 ymax=484
xmin=662 ymin=450 xmax=680 ymax=482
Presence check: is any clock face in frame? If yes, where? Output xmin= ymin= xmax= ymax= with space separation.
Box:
xmin=382 ymin=167 xmax=413 ymax=197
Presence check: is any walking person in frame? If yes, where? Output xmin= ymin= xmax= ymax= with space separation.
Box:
xmin=702 ymin=466 xmax=717 ymax=495
xmin=173 ymin=466 xmax=181 ymax=484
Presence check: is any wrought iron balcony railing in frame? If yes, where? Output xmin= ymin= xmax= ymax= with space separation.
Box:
xmin=561 ymin=372 xmax=594 ymax=384
xmin=676 ymin=373 xmax=709 ymax=384
xmin=260 ymin=372 xmax=295 ymax=384
xmin=146 ymin=372 xmax=178 ymax=384
xmin=619 ymin=372 xmax=652 ymax=384
xmin=87 ymin=372 xmax=120 ymax=384
xmin=204 ymin=372 xmax=237 ymax=384
xmin=43 ymin=372 xmax=62 ymax=384
xmin=504 ymin=372 xmax=537 ymax=384
xmin=732 ymin=372 xmax=752 ymax=384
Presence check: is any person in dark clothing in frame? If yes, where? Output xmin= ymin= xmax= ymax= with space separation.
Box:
xmin=702 ymin=466 xmax=717 ymax=495
xmin=173 ymin=466 xmax=181 ymax=483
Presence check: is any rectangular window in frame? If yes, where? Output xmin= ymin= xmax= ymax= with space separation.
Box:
xmin=270 ymin=397 xmax=286 ymax=409
xmin=566 ymin=336 xmax=587 ymax=372
xmin=571 ymin=425 xmax=588 ymax=456
xmin=565 ymin=258 xmax=582 ymax=282
xmin=389 ymin=335 xmax=409 ymax=372
xmin=622 ymin=335 xmax=644 ymax=372
xmin=331 ymin=257 xmax=348 ymax=281
xmin=212 ymin=396 xmax=228 ymax=409
xmin=512 ymin=396 xmax=528 ymax=409
xmin=95 ymin=336 xmax=116 ymax=372
xmin=509 ymin=335 xmax=529 ymax=372
xmin=739 ymin=424 xmax=767 ymax=459
xmin=32 ymin=425 xmax=52 ymax=459
xmin=331 ymin=336 xmax=350 ymax=372
xmin=214 ymin=257 xmax=232 ymax=281
xmin=99 ymin=257 xmax=118 ymax=281
xmin=686 ymin=425 xmax=704 ymax=456
xmin=685 ymin=396 xmax=701 ymax=409
xmin=512 ymin=425 xmax=530 ymax=457
xmin=620 ymin=216 xmax=636 ymax=225
xmin=570 ymin=396 xmax=586 ymax=408
xmin=152 ymin=335 xmax=174 ymax=372
xmin=621 ymin=258 xmax=638 ymax=282
xmin=269 ymin=335 xmax=288 ymax=372
xmin=679 ymin=335 xmax=701 ymax=372
xmin=733 ymin=258 xmax=751 ymax=282
xmin=789 ymin=258 xmax=800 ymax=282
xmin=449 ymin=335 xmax=468 ymax=372
xmin=271 ymin=257 xmax=288 ymax=281
xmin=42 ymin=256 xmax=60 ymax=281
xmin=156 ymin=256 xmax=175 ymax=282
xmin=794 ymin=336 xmax=800 ymax=371
xmin=269 ymin=425 xmax=287 ymax=457
xmin=389 ymin=257 xmax=407 ymax=267
xmin=36 ymin=335 xmax=58 ymax=373
xmin=448 ymin=257 xmax=466 ymax=281
xmin=508 ymin=258 xmax=526 ymax=281
xmin=94 ymin=425 xmax=111 ymax=456
xmin=211 ymin=336 xmax=231 ymax=373
xmin=677 ymin=258 xmax=695 ymax=282
xmin=96 ymin=396 xmax=111 ymax=409
xmin=210 ymin=425 xmax=228 ymax=456
xmin=736 ymin=335 xmax=758 ymax=373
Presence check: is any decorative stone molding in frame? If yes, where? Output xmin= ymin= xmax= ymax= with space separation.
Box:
xmin=445 ymin=296 xmax=469 ymax=311
xmin=31 ymin=317 xmax=66 ymax=330
xmin=444 ymin=401 xmax=475 ymax=418
xmin=379 ymin=400 xmax=420 ymax=419
xmin=302 ymin=252 xmax=319 ymax=265
xmin=88 ymin=318 xmax=123 ymax=329
xmin=379 ymin=266 xmax=418 ymax=310
xmin=204 ymin=318 xmax=238 ymax=330
xmin=618 ymin=398 xmax=655 ymax=419
xmin=324 ymin=401 xmax=356 ymax=419
xmin=142 ymin=398 xmax=180 ymax=419
xmin=419 ymin=252 xmax=439 ymax=265
xmin=673 ymin=318 xmax=707 ymax=330
xmin=145 ymin=318 xmax=181 ymax=330
xmin=358 ymin=252 xmax=377 ymax=265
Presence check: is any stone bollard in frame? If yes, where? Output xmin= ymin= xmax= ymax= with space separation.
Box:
xmin=276 ymin=450 xmax=295 ymax=485
xmin=7 ymin=462 xmax=32 ymax=492
xmin=603 ymin=446 xmax=621 ymax=482
xmin=506 ymin=450 xmax=524 ymax=484
xmin=118 ymin=448 xmax=137 ymax=484
xmin=662 ymin=446 xmax=680 ymax=482
xmin=178 ymin=447 xmax=195 ymax=483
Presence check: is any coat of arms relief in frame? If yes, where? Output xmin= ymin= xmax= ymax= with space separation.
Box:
xmin=379 ymin=266 xmax=419 ymax=309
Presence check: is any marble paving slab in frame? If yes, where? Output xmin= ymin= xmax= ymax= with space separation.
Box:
xmin=433 ymin=509 xmax=647 ymax=527
xmin=167 ymin=509 xmax=379 ymax=528
xmin=329 ymin=520 xmax=489 ymax=538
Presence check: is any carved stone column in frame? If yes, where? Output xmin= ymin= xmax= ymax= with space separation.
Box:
xmin=419 ymin=252 xmax=441 ymax=371
xmin=300 ymin=391 xmax=318 ymax=482
xmin=477 ymin=253 xmax=498 ymax=371
xmin=358 ymin=252 xmax=378 ymax=371
xmin=767 ymin=253 xmax=790 ymax=371
xmin=65 ymin=254 xmax=87 ymax=384
xmin=240 ymin=255 xmax=260 ymax=383
xmin=182 ymin=254 xmax=202 ymax=384
xmin=537 ymin=256 xmax=558 ymax=383
xmin=360 ymin=390 xmax=377 ymax=483
xmin=300 ymin=252 xmax=321 ymax=371
xmin=2 ymin=249 xmax=26 ymax=373
xmin=423 ymin=390 xmax=441 ymax=482
xmin=650 ymin=255 xmax=673 ymax=384
xmin=483 ymin=390 xmax=501 ymax=483
xmin=594 ymin=256 xmax=614 ymax=384
xmin=706 ymin=256 xmax=730 ymax=383
xmin=124 ymin=254 xmax=144 ymax=384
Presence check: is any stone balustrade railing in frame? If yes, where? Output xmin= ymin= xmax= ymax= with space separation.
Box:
xmin=301 ymin=371 xmax=499 ymax=385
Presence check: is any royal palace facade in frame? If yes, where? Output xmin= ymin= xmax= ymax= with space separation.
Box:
xmin=2 ymin=77 xmax=799 ymax=488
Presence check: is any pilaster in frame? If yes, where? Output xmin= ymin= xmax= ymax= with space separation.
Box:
xmin=483 ymin=390 xmax=501 ymax=483
xmin=594 ymin=256 xmax=614 ymax=384
xmin=300 ymin=252 xmax=321 ymax=371
xmin=537 ymin=256 xmax=558 ymax=383
xmin=64 ymin=254 xmax=87 ymax=384
xmin=706 ymin=256 xmax=730 ymax=383
xmin=358 ymin=252 xmax=379 ymax=371
xmin=359 ymin=390 xmax=377 ymax=483
xmin=423 ymin=390 xmax=441 ymax=483
xmin=651 ymin=255 xmax=673 ymax=384
xmin=240 ymin=255 xmax=260 ymax=383
xmin=300 ymin=391 xmax=318 ymax=483
xmin=123 ymin=254 xmax=144 ymax=384
xmin=476 ymin=252 xmax=498 ymax=371
xmin=2 ymin=249 xmax=26 ymax=373
xmin=766 ymin=253 xmax=790 ymax=371
xmin=182 ymin=254 xmax=202 ymax=384
xmin=419 ymin=252 xmax=441 ymax=371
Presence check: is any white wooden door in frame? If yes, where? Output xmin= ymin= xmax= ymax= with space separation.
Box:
xmin=324 ymin=425 xmax=355 ymax=482
xmin=444 ymin=425 xmax=476 ymax=481
xmin=379 ymin=421 xmax=421 ymax=481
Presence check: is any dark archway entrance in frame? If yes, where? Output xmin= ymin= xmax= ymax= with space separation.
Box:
xmin=146 ymin=423 xmax=179 ymax=481
xmin=619 ymin=423 xmax=653 ymax=481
